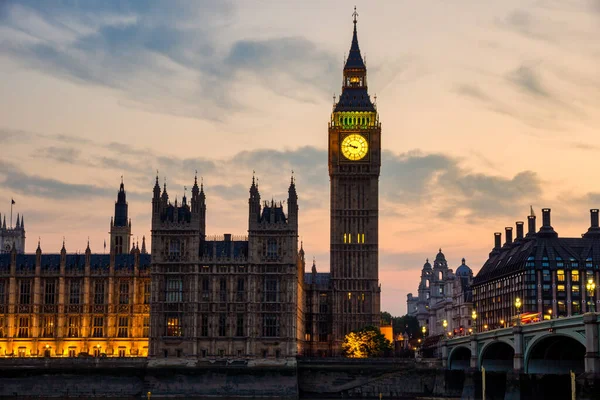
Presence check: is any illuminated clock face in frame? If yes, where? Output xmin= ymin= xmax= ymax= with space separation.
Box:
xmin=341 ymin=134 xmax=368 ymax=161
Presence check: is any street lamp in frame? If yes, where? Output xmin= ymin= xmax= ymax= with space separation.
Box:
xmin=471 ymin=310 xmax=477 ymax=332
xmin=515 ymin=297 xmax=522 ymax=325
xmin=586 ymin=279 xmax=596 ymax=313
xmin=500 ymin=319 xmax=505 ymax=328
xmin=422 ymin=325 xmax=427 ymax=337
xmin=548 ymin=309 xmax=552 ymax=319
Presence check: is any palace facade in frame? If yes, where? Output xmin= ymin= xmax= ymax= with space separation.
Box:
xmin=0 ymin=182 xmax=151 ymax=358
xmin=473 ymin=208 xmax=600 ymax=331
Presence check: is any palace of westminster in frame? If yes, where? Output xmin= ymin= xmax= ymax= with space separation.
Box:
xmin=3 ymin=11 xmax=600 ymax=363
xmin=0 ymin=14 xmax=382 ymax=360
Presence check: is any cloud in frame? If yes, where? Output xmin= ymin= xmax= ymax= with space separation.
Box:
xmin=37 ymin=146 xmax=82 ymax=164
xmin=507 ymin=65 xmax=550 ymax=98
xmin=0 ymin=1 xmax=338 ymax=120
xmin=0 ymin=159 xmax=147 ymax=201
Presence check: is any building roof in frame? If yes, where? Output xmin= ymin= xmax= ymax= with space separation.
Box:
xmin=474 ymin=214 xmax=600 ymax=285
xmin=334 ymin=88 xmax=375 ymax=112
xmin=456 ymin=258 xmax=472 ymax=277
xmin=305 ymin=272 xmax=331 ymax=287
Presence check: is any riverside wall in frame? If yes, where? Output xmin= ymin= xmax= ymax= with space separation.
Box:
xmin=0 ymin=358 xmax=599 ymax=399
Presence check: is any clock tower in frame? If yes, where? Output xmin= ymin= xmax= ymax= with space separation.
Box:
xmin=329 ymin=9 xmax=381 ymax=349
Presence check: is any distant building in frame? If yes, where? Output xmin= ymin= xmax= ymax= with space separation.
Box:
xmin=473 ymin=208 xmax=600 ymax=331
xmin=0 ymin=211 xmax=25 ymax=254
xmin=407 ymin=250 xmax=473 ymax=338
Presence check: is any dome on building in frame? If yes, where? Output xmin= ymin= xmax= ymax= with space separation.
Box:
xmin=456 ymin=258 xmax=472 ymax=276
xmin=435 ymin=248 xmax=446 ymax=262
xmin=422 ymin=258 xmax=432 ymax=270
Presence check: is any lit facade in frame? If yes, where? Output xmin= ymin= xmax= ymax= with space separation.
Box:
xmin=473 ymin=208 xmax=600 ymax=332
xmin=0 ymin=182 xmax=150 ymax=358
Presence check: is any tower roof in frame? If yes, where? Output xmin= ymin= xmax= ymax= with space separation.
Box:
xmin=345 ymin=7 xmax=366 ymax=70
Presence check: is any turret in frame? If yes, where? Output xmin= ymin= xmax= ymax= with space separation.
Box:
xmin=248 ymin=174 xmax=261 ymax=229
xmin=287 ymin=174 xmax=298 ymax=229
xmin=191 ymin=173 xmax=206 ymax=240
xmin=110 ymin=179 xmax=131 ymax=255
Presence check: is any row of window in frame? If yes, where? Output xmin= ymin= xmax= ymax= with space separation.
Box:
xmin=164 ymin=313 xmax=280 ymax=338
xmin=343 ymin=233 xmax=366 ymax=244
xmin=0 ymin=315 xmax=148 ymax=339
xmin=163 ymin=278 xmax=280 ymax=303
xmin=0 ymin=280 xmax=151 ymax=306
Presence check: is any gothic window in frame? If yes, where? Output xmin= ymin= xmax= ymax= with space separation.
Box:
xmin=318 ymin=321 xmax=328 ymax=342
xmin=143 ymin=316 xmax=150 ymax=337
xmin=201 ymin=278 xmax=210 ymax=301
xmin=144 ymin=281 xmax=151 ymax=304
xmin=267 ymin=239 xmax=277 ymax=259
xmin=92 ymin=317 xmax=104 ymax=338
xmin=117 ymin=316 xmax=129 ymax=338
xmin=168 ymin=239 xmax=181 ymax=258
xmin=201 ymin=314 xmax=208 ymax=336
xmin=69 ymin=280 xmax=81 ymax=305
xmin=236 ymin=278 xmax=245 ymax=302
xmin=218 ymin=278 xmax=227 ymax=302
xmin=19 ymin=280 xmax=31 ymax=305
xmin=319 ymin=293 xmax=328 ymax=314
xmin=166 ymin=315 xmax=182 ymax=337
xmin=17 ymin=317 xmax=29 ymax=338
xmin=236 ymin=313 xmax=244 ymax=337
xmin=0 ymin=317 xmax=5 ymax=338
xmin=41 ymin=315 xmax=55 ymax=338
xmin=94 ymin=280 xmax=105 ymax=305
xmin=166 ymin=278 xmax=182 ymax=303
xmin=44 ymin=280 xmax=56 ymax=305
xmin=264 ymin=279 xmax=278 ymax=303
xmin=0 ymin=280 xmax=5 ymax=305
xmin=218 ymin=313 xmax=227 ymax=336
xmin=115 ymin=236 xmax=123 ymax=254
xmin=119 ymin=282 xmax=130 ymax=305
xmin=67 ymin=316 xmax=79 ymax=338
xmin=263 ymin=314 xmax=279 ymax=337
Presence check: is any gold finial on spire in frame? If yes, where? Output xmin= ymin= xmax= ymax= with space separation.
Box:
xmin=352 ymin=6 xmax=358 ymax=24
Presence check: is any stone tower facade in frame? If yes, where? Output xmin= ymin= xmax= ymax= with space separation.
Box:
xmin=149 ymin=174 xmax=304 ymax=361
xmin=328 ymin=13 xmax=381 ymax=349
xmin=109 ymin=180 xmax=132 ymax=255
xmin=0 ymin=211 xmax=25 ymax=254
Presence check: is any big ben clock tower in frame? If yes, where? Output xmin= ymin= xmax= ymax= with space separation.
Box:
xmin=329 ymin=8 xmax=381 ymax=349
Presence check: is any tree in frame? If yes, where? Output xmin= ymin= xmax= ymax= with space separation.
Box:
xmin=392 ymin=314 xmax=422 ymax=339
xmin=380 ymin=311 xmax=392 ymax=325
xmin=342 ymin=325 xmax=392 ymax=358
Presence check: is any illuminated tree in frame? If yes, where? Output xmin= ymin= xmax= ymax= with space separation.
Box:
xmin=342 ymin=325 xmax=392 ymax=358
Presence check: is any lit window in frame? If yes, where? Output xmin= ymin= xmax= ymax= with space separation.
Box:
xmin=92 ymin=317 xmax=104 ymax=338
xmin=557 ymin=285 xmax=565 ymax=292
xmin=572 ymin=270 xmax=580 ymax=282
xmin=117 ymin=317 xmax=129 ymax=338
xmin=119 ymin=282 xmax=129 ymax=305
xmin=68 ymin=316 xmax=79 ymax=338
xmin=166 ymin=315 xmax=182 ymax=337
xmin=557 ymin=270 xmax=565 ymax=282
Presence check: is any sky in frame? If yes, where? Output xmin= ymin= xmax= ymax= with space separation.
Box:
xmin=0 ymin=0 xmax=599 ymax=316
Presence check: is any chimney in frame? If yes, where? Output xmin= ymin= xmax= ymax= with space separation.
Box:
xmin=591 ymin=209 xmax=599 ymax=228
xmin=527 ymin=214 xmax=536 ymax=236
xmin=505 ymin=227 xmax=513 ymax=245
xmin=494 ymin=232 xmax=502 ymax=249
xmin=224 ymin=233 xmax=232 ymax=242
xmin=542 ymin=208 xmax=552 ymax=227
xmin=516 ymin=221 xmax=524 ymax=240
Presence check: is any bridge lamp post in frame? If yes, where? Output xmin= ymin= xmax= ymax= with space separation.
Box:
xmin=471 ymin=310 xmax=477 ymax=333
xmin=500 ymin=319 xmax=505 ymax=328
xmin=515 ymin=297 xmax=522 ymax=326
xmin=422 ymin=325 xmax=427 ymax=338
xmin=442 ymin=319 xmax=447 ymax=335
xmin=547 ymin=309 xmax=552 ymax=320
xmin=586 ymin=279 xmax=596 ymax=312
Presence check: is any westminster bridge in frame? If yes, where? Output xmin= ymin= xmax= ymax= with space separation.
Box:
xmin=444 ymin=312 xmax=600 ymax=374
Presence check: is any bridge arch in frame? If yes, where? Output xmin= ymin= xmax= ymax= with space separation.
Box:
xmin=448 ymin=345 xmax=471 ymax=370
xmin=479 ymin=340 xmax=514 ymax=372
xmin=525 ymin=333 xmax=585 ymax=374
